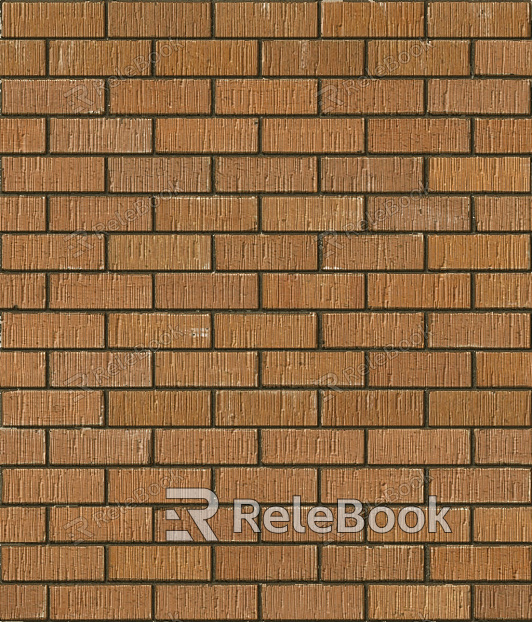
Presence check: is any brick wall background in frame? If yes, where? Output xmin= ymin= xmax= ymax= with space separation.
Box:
xmin=1 ymin=1 xmax=532 ymax=620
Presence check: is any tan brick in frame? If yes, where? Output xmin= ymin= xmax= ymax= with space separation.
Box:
xmin=430 ymin=157 xmax=530 ymax=192
xmin=0 ymin=429 xmax=45 ymax=465
xmin=215 ymin=390 xmax=318 ymax=427
xmin=368 ymin=119 xmax=470 ymax=153
xmin=476 ymin=273 xmax=532 ymax=308
xmin=322 ymin=157 xmax=423 ymax=192
xmin=430 ymin=467 xmax=531 ymax=503
xmin=0 ymin=507 xmax=46 ymax=543
xmin=157 ymin=118 xmax=258 ymax=153
xmin=108 ymin=391 xmax=210 ymax=427
xmin=216 ymin=2 xmax=317 ymax=37
xmin=430 ymin=390 xmax=531 ymax=426
xmin=0 ymin=197 xmax=46 ymax=231
xmin=217 ymin=545 xmax=316 ymax=581
xmin=216 ymin=79 xmax=317 ymax=115
xmin=215 ymin=313 xmax=316 ymax=348
xmin=263 ymin=40 xmax=364 ymax=76
xmin=0 ymin=352 xmax=46 ymax=388
xmin=3 ymin=2 xmax=104 ymax=37
xmin=478 ymin=352 xmax=532 ymax=387
xmin=432 ymin=545 xmax=531 ymax=581
xmin=50 ymin=585 xmax=151 ymax=620
xmin=216 ymin=157 xmax=317 ymax=192
xmin=476 ymin=429 xmax=532 ymax=464
xmin=109 ymin=546 xmax=210 ymax=580
xmin=263 ymin=118 xmax=364 ymax=153
xmin=0 ymin=585 xmax=46 ymax=620
xmin=0 ymin=118 xmax=46 ymax=153
xmin=475 ymin=118 xmax=532 ymax=154
xmin=110 ymin=79 xmax=210 ymax=114
xmin=474 ymin=507 xmax=532 ymax=542
xmin=156 ymin=352 xmax=257 ymax=387
xmin=475 ymin=585 xmax=532 ymax=620
xmin=476 ymin=40 xmax=532 ymax=75
xmin=476 ymin=196 xmax=532 ymax=231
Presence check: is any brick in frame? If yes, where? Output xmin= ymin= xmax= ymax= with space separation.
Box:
xmin=323 ymin=157 xmax=422 ymax=193
xmin=430 ymin=390 xmax=530 ymax=426
xmin=430 ymin=157 xmax=530 ymax=192
xmin=108 ymin=2 xmax=210 ymax=37
xmin=476 ymin=196 xmax=532 ymax=231
xmin=156 ymin=429 xmax=257 ymax=465
xmin=369 ymin=40 xmax=469 ymax=76
xmin=217 ymin=467 xmax=317 ymax=503
xmin=321 ymin=468 xmax=424 ymax=504
xmin=156 ymin=40 xmax=257 ymax=76
xmin=0 ymin=352 xmax=46 ymax=388
xmin=262 ymin=351 xmax=364 ymax=387
xmin=2 ymin=468 xmax=104 ymax=504
xmin=0 ymin=507 xmax=46 ymax=543
xmin=2 ymin=157 xmax=105 ymax=193
xmin=323 ymin=234 xmax=424 ymax=271
xmin=322 ymin=79 xmax=424 ymax=114
xmin=369 ymin=429 xmax=470 ymax=464
xmin=157 ymin=585 xmax=257 ymax=621
xmin=429 ymin=79 xmax=530 ymax=114
xmin=428 ymin=2 xmax=530 ymax=37
xmin=370 ymin=352 xmax=472 ymax=388
xmin=368 ymin=273 xmax=471 ymax=308
xmin=323 ymin=312 xmax=424 ymax=348
xmin=263 ymin=40 xmax=364 ymax=76
xmin=323 ymin=545 xmax=424 ymax=581
xmin=263 ymin=118 xmax=363 ymax=153
xmin=2 ymin=546 xmax=104 ymax=582
xmin=50 ymin=119 xmax=152 ymax=154
xmin=474 ymin=507 xmax=532 ymax=542
xmin=2 ymin=313 xmax=104 ymax=349
xmin=476 ymin=40 xmax=532 ymax=75
xmin=49 ymin=40 xmax=151 ymax=76
xmin=2 ymin=391 xmax=104 ymax=427
xmin=216 ymin=2 xmax=317 ymax=37
xmin=215 ymin=390 xmax=318 ymax=427
xmin=215 ymin=313 xmax=316 ymax=348
xmin=322 ymin=390 xmax=424 ymax=427
xmin=0 ymin=118 xmax=45 ymax=153
xmin=0 ymin=429 xmax=46 ymax=465
xmin=263 ymin=273 xmax=365 ymax=309
xmin=322 ymin=2 xmax=424 ymax=37
xmin=49 ymin=196 xmax=152 ymax=231
xmin=476 ymin=273 xmax=532 ymax=308
xmin=156 ymin=352 xmax=257 ymax=387
xmin=109 ymin=391 xmax=210 ymax=427
xmin=109 ymin=157 xmax=211 ymax=193
xmin=0 ymin=197 xmax=47 ymax=231
xmin=476 ymin=429 xmax=532 ymax=464
xmin=262 ymin=196 xmax=363 ymax=233
xmin=50 ymin=585 xmax=151 ymax=620
xmin=475 ymin=585 xmax=532 ymax=620
xmin=216 ymin=157 xmax=317 ymax=192
xmin=156 ymin=196 xmax=258 ymax=231
xmin=2 ymin=79 xmax=105 ymax=114
xmin=368 ymin=119 xmax=470 ymax=154
xmin=216 ymin=79 xmax=317 ymax=115
xmin=475 ymin=119 xmax=532 ymax=154
xmin=0 ymin=585 xmax=46 ymax=620
xmin=478 ymin=352 xmax=532 ymax=387
xmin=430 ymin=467 xmax=531 ymax=503
xmin=428 ymin=234 xmax=530 ymax=269
xmin=110 ymin=79 xmax=210 ymax=114
xmin=217 ymin=545 xmax=316 ymax=581
xmin=3 ymin=2 xmax=104 ymax=38
xmin=262 ymin=429 xmax=364 ymax=465
xmin=368 ymin=585 xmax=470 ymax=620
xmin=49 ymin=274 xmax=152 ymax=310
xmin=50 ymin=351 xmax=151 ymax=388
xmin=216 ymin=234 xmax=317 ymax=270
xmin=157 ymin=118 xmax=258 ymax=153
xmin=108 ymin=545 xmax=210 ymax=580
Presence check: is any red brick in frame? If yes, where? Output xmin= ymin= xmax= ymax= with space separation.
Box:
xmin=216 ymin=2 xmax=317 ymax=37
xmin=0 ymin=197 xmax=47 ymax=231
xmin=0 ymin=118 xmax=46 ymax=153
xmin=3 ymin=2 xmax=104 ymax=37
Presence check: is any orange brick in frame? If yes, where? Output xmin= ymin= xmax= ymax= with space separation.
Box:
xmin=263 ymin=40 xmax=364 ymax=76
xmin=475 ymin=585 xmax=532 ymax=620
xmin=217 ymin=157 xmax=317 ymax=192
xmin=476 ymin=429 xmax=532 ymax=465
xmin=0 ymin=507 xmax=46 ymax=543
xmin=216 ymin=234 xmax=317 ymax=270
xmin=475 ymin=118 xmax=532 ymax=154
xmin=474 ymin=507 xmax=532 ymax=542
xmin=322 ymin=390 xmax=424 ymax=427
xmin=156 ymin=352 xmax=257 ymax=387
xmin=216 ymin=79 xmax=317 ymax=115
xmin=368 ymin=119 xmax=470 ymax=153
xmin=215 ymin=313 xmax=316 ymax=348
xmin=476 ymin=273 xmax=532 ymax=308
xmin=3 ymin=2 xmax=104 ymax=37
xmin=322 ymin=2 xmax=424 ymax=37
xmin=478 ymin=352 xmax=532 ymax=387
xmin=429 ymin=234 xmax=530 ymax=269
xmin=430 ymin=467 xmax=531 ymax=503
xmin=370 ymin=352 xmax=471 ymax=388
xmin=428 ymin=1 xmax=530 ymax=37
xmin=475 ymin=196 xmax=532 ymax=231
xmin=262 ymin=351 xmax=364 ymax=387
xmin=216 ymin=2 xmax=317 ymax=37
xmin=368 ymin=273 xmax=471 ymax=308
xmin=157 ymin=118 xmax=257 ymax=153
xmin=2 ymin=546 xmax=104 ymax=582
xmin=0 ymin=429 xmax=46 ymax=465
xmin=0 ymin=118 xmax=45 ymax=153
xmin=368 ymin=429 xmax=470 ymax=464
xmin=2 ymin=390 xmax=104 ymax=427
xmin=0 ymin=585 xmax=46 ymax=620
xmin=263 ymin=118 xmax=364 ymax=153
xmin=476 ymin=40 xmax=532 ymax=75
xmin=0 ymin=352 xmax=46 ymax=388
xmin=50 ymin=585 xmax=151 ymax=620
xmin=0 ymin=197 xmax=47 ymax=231
xmin=2 ymin=468 xmax=104 ymax=504
xmin=262 ymin=429 xmax=364 ymax=464
xmin=429 ymin=78 xmax=530 ymax=114
xmin=50 ymin=119 xmax=152 ymax=153
xmin=108 ymin=546 xmax=210 ymax=580
xmin=430 ymin=157 xmax=530 ymax=192
xmin=323 ymin=312 xmax=424 ymax=348
xmin=110 ymin=79 xmax=210 ymax=114
xmin=50 ymin=351 xmax=151 ymax=388
xmin=323 ymin=234 xmax=424 ymax=270
xmin=108 ymin=391 xmax=211 ymax=427
xmin=217 ymin=545 xmax=316 ymax=581
xmin=215 ymin=390 xmax=318 ymax=427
